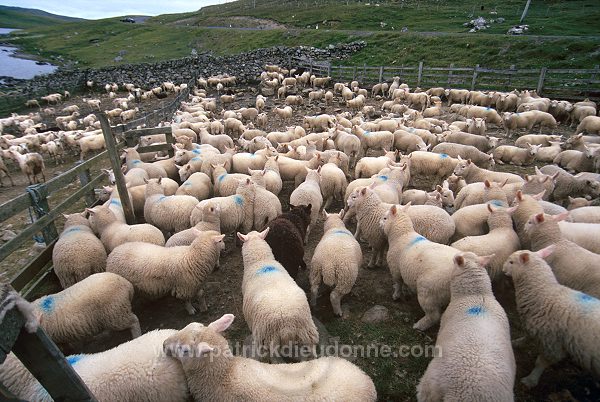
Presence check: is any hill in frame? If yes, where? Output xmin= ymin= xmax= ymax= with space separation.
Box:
xmin=4 ymin=0 xmax=600 ymax=70
xmin=0 ymin=5 xmax=83 ymax=29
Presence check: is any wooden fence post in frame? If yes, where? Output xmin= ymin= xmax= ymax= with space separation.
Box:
xmin=471 ymin=64 xmax=479 ymax=91
xmin=353 ymin=66 xmax=357 ymax=81
xmin=362 ymin=63 xmax=366 ymax=82
xmin=288 ymin=55 xmax=292 ymax=72
xmin=309 ymin=59 xmax=313 ymax=75
xmin=537 ymin=67 xmax=547 ymax=95
xmin=417 ymin=61 xmax=424 ymax=87
xmin=508 ymin=65 xmax=516 ymax=90
xmin=587 ymin=65 xmax=599 ymax=98
xmin=327 ymin=64 xmax=331 ymax=77
xmin=74 ymin=160 xmax=96 ymax=207
xmin=97 ymin=113 xmax=136 ymax=225
xmin=26 ymin=184 xmax=58 ymax=245
xmin=379 ymin=66 xmax=384 ymax=83
xmin=447 ymin=63 xmax=454 ymax=87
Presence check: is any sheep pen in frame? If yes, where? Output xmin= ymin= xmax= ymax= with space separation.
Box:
xmin=1 ymin=70 xmax=599 ymax=401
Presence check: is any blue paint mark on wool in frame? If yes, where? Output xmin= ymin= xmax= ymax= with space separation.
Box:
xmin=66 ymin=355 xmax=84 ymax=365
xmin=439 ymin=153 xmax=449 ymax=159
xmin=131 ymin=159 xmax=142 ymax=165
xmin=191 ymin=157 xmax=202 ymax=162
xmin=192 ymin=149 xmax=202 ymax=154
xmin=332 ymin=230 xmax=352 ymax=236
xmin=467 ymin=306 xmax=486 ymax=316
xmin=576 ymin=292 xmax=599 ymax=305
xmin=488 ymin=200 xmax=505 ymax=207
xmin=233 ymin=195 xmax=244 ymax=206
xmin=364 ymin=131 xmax=371 ymax=136
xmin=256 ymin=265 xmax=279 ymax=275
xmin=110 ymin=199 xmax=121 ymax=206
xmin=183 ymin=182 xmax=192 ymax=187
xmin=378 ymin=175 xmax=388 ymax=182
xmin=40 ymin=296 xmax=55 ymax=313
xmin=407 ymin=235 xmax=427 ymax=248
xmin=62 ymin=227 xmax=82 ymax=236
xmin=158 ymin=195 xmax=168 ymax=202
xmin=218 ymin=174 xmax=227 ymax=183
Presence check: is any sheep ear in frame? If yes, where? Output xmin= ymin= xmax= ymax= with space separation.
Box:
xmin=534 ymin=213 xmax=545 ymax=223
xmin=552 ymin=211 xmax=569 ymax=222
xmin=454 ymin=254 xmax=465 ymax=267
xmin=368 ymin=182 xmax=377 ymax=189
xmin=505 ymin=205 xmax=518 ymax=214
xmin=484 ymin=179 xmax=491 ymax=188
xmin=536 ymin=245 xmax=555 ymax=260
xmin=85 ymin=208 xmax=95 ymax=216
xmin=436 ymin=185 xmax=443 ymax=192
xmin=258 ymin=227 xmax=270 ymax=239
xmin=213 ymin=234 xmax=225 ymax=243
xmin=236 ymin=232 xmax=248 ymax=242
xmin=62 ymin=213 xmax=70 ymax=219
xmin=477 ymin=254 xmax=495 ymax=267
xmin=400 ymin=202 xmax=411 ymax=212
xmin=208 ymin=313 xmax=235 ymax=333
xmin=519 ymin=252 xmax=530 ymax=264
xmin=516 ymin=190 xmax=523 ymax=201
xmin=532 ymin=191 xmax=544 ymax=201
xmin=487 ymin=203 xmax=494 ymax=213
xmin=338 ymin=209 xmax=345 ymax=219
xmin=390 ymin=205 xmax=398 ymax=216
xmin=501 ymin=178 xmax=509 ymax=188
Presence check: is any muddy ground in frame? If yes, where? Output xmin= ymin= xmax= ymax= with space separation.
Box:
xmin=2 ymin=86 xmax=599 ymax=401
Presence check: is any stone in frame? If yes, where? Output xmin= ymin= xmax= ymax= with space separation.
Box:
xmin=361 ymin=305 xmax=389 ymax=324
xmin=1 ymin=230 xmax=16 ymax=242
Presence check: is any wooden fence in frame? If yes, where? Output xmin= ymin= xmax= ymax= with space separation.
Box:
xmin=0 ymin=80 xmax=191 ymax=295
xmin=291 ymin=56 xmax=600 ymax=100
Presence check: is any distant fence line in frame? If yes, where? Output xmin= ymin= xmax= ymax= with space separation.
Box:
xmin=291 ymin=56 xmax=600 ymax=100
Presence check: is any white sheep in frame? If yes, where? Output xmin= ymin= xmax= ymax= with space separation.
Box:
xmin=107 ymin=229 xmax=225 ymax=314
xmin=319 ymin=154 xmax=348 ymax=210
xmin=175 ymin=171 xmax=212 ymax=201
xmin=144 ymin=178 xmax=198 ymax=234
xmin=310 ymin=210 xmax=362 ymax=316
xmin=52 ymin=213 xmax=107 ymax=288
xmin=525 ymin=212 xmax=600 ymax=298
xmin=493 ymin=143 xmax=541 ymax=166
xmin=166 ymin=202 xmax=221 ymax=247
xmin=32 ymin=272 xmax=140 ymax=344
xmin=502 ymin=247 xmax=600 ymax=388
xmin=354 ymin=150 xmax=397 ymax=179
xmin=451 ymin=204 xmax=520 ymax=282
xmin=454 ymin=158 xmax=524 ymax=185
xmin=162 ymin=314 xmax=376 ymax=401
xmin=0 ymin=329 xmax=189 ymax=401
xmin=212 ymin=162 xmax=250 ymax=196
xmin=248 ymin=156 xmax=282 ymax=195
xmin=237 ymin=229 xmax=319 ymax=355
xmin=87 ymin=204 xmax=165 ymax=253
xmin=252 ymin=182 xmax=282 ymax=231
xmin=290 ymin=168 xmax=323 ymax=240
xmin=8 ymin=150 xmax=45 ymax=184
xmin=417 ymin=252 xmax=515 ymax=401
xmin=381 ymin=204 xmax=460 ymax=330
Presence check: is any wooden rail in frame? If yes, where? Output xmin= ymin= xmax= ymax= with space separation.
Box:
xmin=291 ymin=56 xmax=600 ymax=100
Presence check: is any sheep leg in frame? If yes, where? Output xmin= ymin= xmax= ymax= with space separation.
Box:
xmin=330 ymin=290 xmax=343 ymax=317
xmin=323 ymin=196 xmax=333 ymax=211
xmin=184 ymin=301 xmax=197 ymax=315
xmin=521 ymin=354 xmax=558 ymax=388
xmin=367 ymin=248 xmax=378 ymax=268
xmin=194 ymin=289 xmax=208 ymax=313
xmin=511 ymin=336 xmax=530 ymax=348
xmin=353 ymin=221 xmax=362 ymax=240
xmin=129 ymin=314 xmax=142 ymax=338
xmin=413 ymin=291 xmax=441 ymax=331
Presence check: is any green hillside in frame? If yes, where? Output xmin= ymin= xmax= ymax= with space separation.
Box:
xmin=0 ymin=5 xmax=83 ymax=29
xmin=3 ymin=0 xmax=600 ymax=70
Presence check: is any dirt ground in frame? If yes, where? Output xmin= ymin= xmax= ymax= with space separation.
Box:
xmin=3 ymin=86 xmax=600 ymax=401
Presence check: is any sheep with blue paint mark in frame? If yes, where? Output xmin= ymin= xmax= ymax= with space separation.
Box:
xmin=238 ymin=229 xmax=319 ymax=355
xmin=162 ymin=314 xmax=376 ymax=401
xmin=144 ymin=178 xmax=199 ymax=234
xmin=0 ymin=328 xmax=189 ymax=401
xmin=32 ymin=272 xmax=141 ymax=344
xmin=353 ymin=151 xmax=398 ymax=179
xmin=87 ymin=204 xmax=165 ymax=253
xmin=381 ymin=204 xmax=461 ymax=330
xmin=406 ymin=205 xmax=456 ymax=244
xmin=190 ymin=178 xmax=256 ymax=235
xmin=248 ymin=156 xmax=283 ymax=196
xmin=417 ymin=252 xmax=515 ymax=401
xmin=454 ymin=158 xmax=524 ymax=185
xmin=122 ymin=147 xmax=167 ymax=179
xmin=404 ymin=151 xmax=460 ymax=190
xmin=107 ymin=229 xmax=225 ymax=315
xmin=231 ymin=147 xmax=276 ymax=174
xmin=52 ymin=212 xmax=107 ymax=288
xmin=503 ymin=247 xmax=600 ymax=388
xmin=525 ymin=212 xmax=600 ymax=299
xmin=211 ymin=162 xmax=250 ymax=197
xmin=175 ymin=171 xmax=212 ymax=200
xmin=454 ymin=179 xmax=511 ymax=210
xmin=310 ymin=210 xmax=362 ymax=316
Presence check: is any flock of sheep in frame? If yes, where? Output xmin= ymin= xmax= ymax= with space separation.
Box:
xmin=1 ymin=62 xmax=600 ymax=401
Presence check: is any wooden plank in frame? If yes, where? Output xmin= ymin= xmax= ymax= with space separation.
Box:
xmin=26 ymin=184 xmax=58 ymax=245
xmin=11 ymin=319 xmax=97 ymax=401
xmin=98 ymin=113 xmax=135 ymax=225
xmin=0 ymin=174 xmax=106 ymax=263
xmin=10 ymin=239 xmax=56 ymax=292
xmin=537 ymin=67 xmax=548 ymax=95
xmin=44 ymin=150 xmax=109 ymax=195
xmin=0 ymin=193 xmax=31 ymax=225
xmin=125 ymin=126 xmax=173 ymax=138
xmin=471 ymin=65 xmax=479 ymax=91
xmin=0 ymin=306 xmax=23 ymax=363
xmin=136 ymin=143 xmax=173 ymax=154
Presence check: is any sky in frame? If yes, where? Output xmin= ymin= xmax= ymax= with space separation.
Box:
xmin=0 ymin=0 xmax=235 ymax=20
